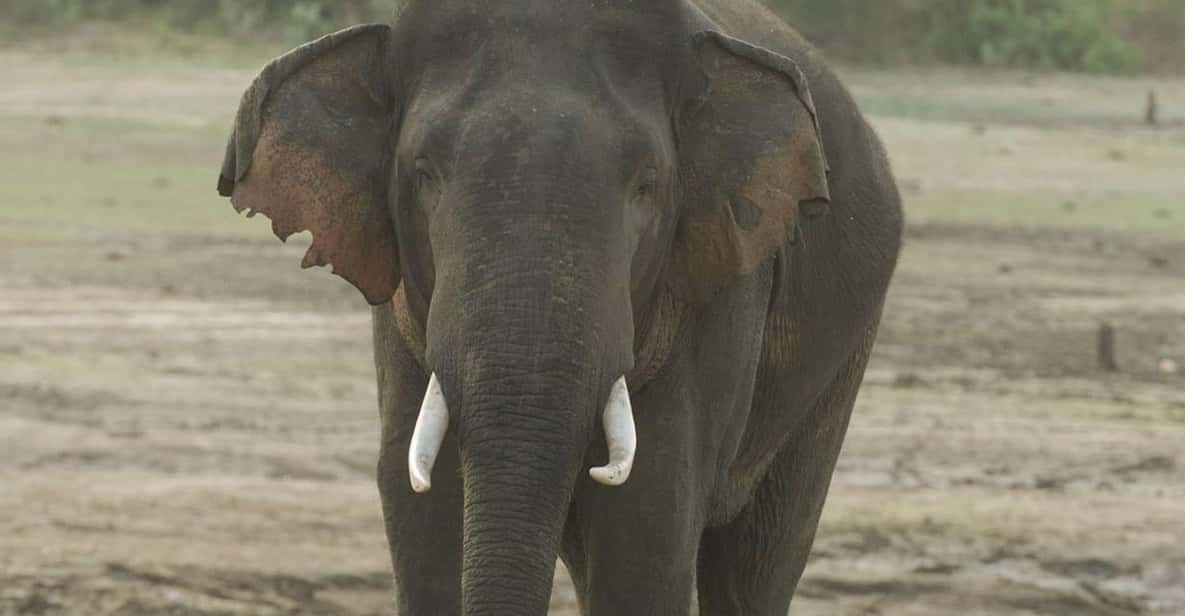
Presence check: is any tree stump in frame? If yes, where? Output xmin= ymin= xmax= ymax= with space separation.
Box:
xmin=1145 ymin=90 xmax=1159 ymax=127
xmin=1098 ymin=322 xmax=1119 ymax=372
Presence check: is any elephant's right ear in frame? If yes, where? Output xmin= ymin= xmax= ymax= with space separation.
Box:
xmin=217 ymin=24 xmax=399 ymax=306
xmin=670 ymin=31 xmax=830 ymax=303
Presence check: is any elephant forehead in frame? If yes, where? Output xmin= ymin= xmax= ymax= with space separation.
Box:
xmin=401 ymin=0 xmax=686 ymax=37
xmin=396 ymin=1 xmax=686 ymax=83
xmin=401 ymin=77 xmax=669 ymax=191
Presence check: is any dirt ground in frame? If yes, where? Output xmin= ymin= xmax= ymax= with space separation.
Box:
xmin=1 ymin=30 xmax=1184 ymax=615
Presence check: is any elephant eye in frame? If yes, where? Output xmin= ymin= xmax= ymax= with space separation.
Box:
xmin=635 ymin=167 xmax=658 ymax=199
xmin=414 ymin=158 xmax=434 ymax=190
xmin=413 ymin=157 xmax=442 ymax=204
xmin=412 ymin=158 xmax=443 ymax=214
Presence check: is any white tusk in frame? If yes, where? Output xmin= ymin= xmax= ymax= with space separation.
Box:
xmin=589 ymin=376 xmax=636 ymax=486
xmin=408 ymin=373 xmax=449 ymax=493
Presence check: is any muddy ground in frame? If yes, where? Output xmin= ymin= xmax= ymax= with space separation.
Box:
xmin=1 ymin=28 xmax=1183 ymax=615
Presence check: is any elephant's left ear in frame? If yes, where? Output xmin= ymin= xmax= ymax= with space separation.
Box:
xmin=671 ymin=31 xmax=830 ymax=302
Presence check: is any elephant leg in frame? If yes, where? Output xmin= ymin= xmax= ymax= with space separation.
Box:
xmin=379 ymin=432 xmax=464 ymax=614
xmin=697 ymin=341 xmax=873 ymax=616
xmin=565 ymin=484 xmax=701 ymax=615
xmin=564 ymin=410 xmax=704 ymax=616
xmin=373 ymin=308 xmax=464 ymax=615
xmin=559 ymin=513 xmax=590 ymax=606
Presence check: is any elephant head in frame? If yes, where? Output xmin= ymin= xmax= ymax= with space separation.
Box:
xmin=217 ymin=2 xmax=829 ymax=612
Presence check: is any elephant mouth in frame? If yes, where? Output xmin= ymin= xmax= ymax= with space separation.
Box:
xmin=390 ymin=281 xmax=684 ymax=398
xmin=407 ymin=373 xmax=637 ymax=493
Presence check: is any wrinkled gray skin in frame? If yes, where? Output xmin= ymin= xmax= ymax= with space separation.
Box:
xmin=216 ymin=1 xmax=902 ymax=614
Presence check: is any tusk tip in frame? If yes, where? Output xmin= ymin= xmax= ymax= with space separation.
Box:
xmin=589 ymin=466 xmax=629 ymax=486
xmin=409 ymin=472 xmax=432 ymax=493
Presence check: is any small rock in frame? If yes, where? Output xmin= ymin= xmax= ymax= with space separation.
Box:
xmin=998 ymin=263 xmax=1013 ymax=274
xmin=915 ymin=562 xmax=960 ymax=575
xmin=1148 ymin=255 xmax=1169 ymax=269
xmin=1062 ymin=201 xmax=1077 ymax=212
xmin=1107 ymin=148 xmax=1127 ymax=161
xmin=1034 ymin=475 xmax=1065 ymax=490
xmin=1159 ymin=358 xmax=1179 ymax=375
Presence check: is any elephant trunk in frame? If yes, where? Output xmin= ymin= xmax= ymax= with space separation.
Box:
xmin=450 ymin=318 xmax=612 ymax=615
xmin=457 ymin=371 xmax=589 ymax=614
xmin=421 ymin=255 xmax=633 ymax=615
xmin=416 ymin=132 xmax=638 ymax=610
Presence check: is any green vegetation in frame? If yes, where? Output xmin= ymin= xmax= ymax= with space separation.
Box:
xmin=0 ymin=0 xmax=394 ymax=44
xmin=777 ymin=0 xmax=1137 ymax=71
xmin=2 ymin=0 xmax=1182 ymax=74
xmin=770 ymin=0 xmax=1184 ymax=73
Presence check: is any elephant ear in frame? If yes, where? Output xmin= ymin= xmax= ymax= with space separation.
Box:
xmin=671 ymin=31 xmax=830 ymax=302
xmin=217 ymin=24 xmax=399 ymax=305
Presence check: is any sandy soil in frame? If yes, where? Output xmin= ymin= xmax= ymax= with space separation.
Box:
xmin=1 ymin=42 xmax=1184 ymax=615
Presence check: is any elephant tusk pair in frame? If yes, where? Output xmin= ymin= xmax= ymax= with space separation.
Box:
xmin=407 ymin=374 xmax=637 ymax=493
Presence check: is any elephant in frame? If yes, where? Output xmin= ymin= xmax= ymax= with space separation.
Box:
xmin=215 ymin=0 xmax=902 ymax=614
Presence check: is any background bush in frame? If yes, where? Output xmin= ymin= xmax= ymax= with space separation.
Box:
xmin=1 ymin=0 xmax=394 ymax=42
xmin=2 ymin=0 xmax=1181 ymax=74
xmin=769 ymin=0 xmax=1166 ymax=73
